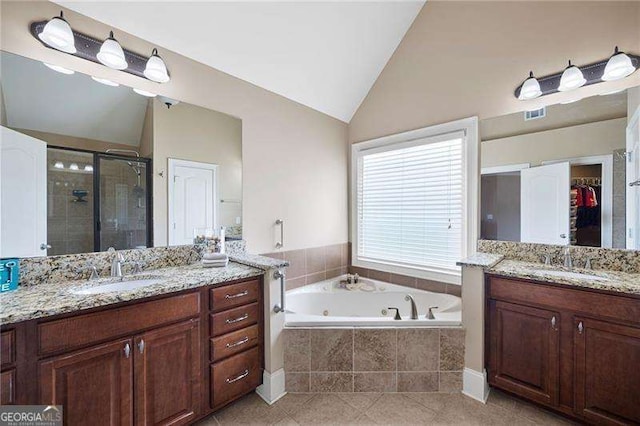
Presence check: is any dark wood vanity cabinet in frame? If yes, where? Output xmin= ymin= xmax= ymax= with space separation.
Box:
xmin=487 ymin=275 xmax=640 ymax=425
xmin=1 ymin=276 xmax=264 ymax=426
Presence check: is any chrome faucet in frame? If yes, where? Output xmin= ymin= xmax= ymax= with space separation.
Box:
xmin=563 ymin=247 xmax=573 ymax=270
xmin=108 ymin=247 xmax=124 ymax=278
xmin=405 ymin=294 xmax=418 ymax=320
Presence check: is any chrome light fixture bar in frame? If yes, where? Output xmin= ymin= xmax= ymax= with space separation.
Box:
xmin=515 ymin=47 xmax=639 ymax=100
xmin=30 ymin=17 xmax=170 ymax=83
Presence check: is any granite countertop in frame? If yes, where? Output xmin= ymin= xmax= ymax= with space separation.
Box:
xmin=230 ymin=253 xmax=289 ymax=270
xmin=0 ymin=261 xmax=263 ymax=325
xmin=487 ymin=259 xmax=640 ymax=296
xmin=457 ymin=253 xmax=504 ymax=268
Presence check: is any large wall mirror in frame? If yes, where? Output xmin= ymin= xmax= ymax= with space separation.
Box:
xmin=480 ymin=86 xmax=640 ymax=250
xmin=0 ymin=51 xmax=242 ymax=258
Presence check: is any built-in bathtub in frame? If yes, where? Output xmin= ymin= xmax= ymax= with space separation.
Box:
xmin=285 ymin=275 xmax=462 ymax=327
xmin=282 ymin=275 xmax=465 ymax=393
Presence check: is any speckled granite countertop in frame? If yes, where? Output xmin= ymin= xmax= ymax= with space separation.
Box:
xmin=230 ymin=253 xmax=289 ymax=270
xmin=457 ymin=253 xmax=504 ymax=268
xmin=487 ymin=259 xmax=640 ymax=296
xmin=0 ymin=261 xmax=263 ymax=325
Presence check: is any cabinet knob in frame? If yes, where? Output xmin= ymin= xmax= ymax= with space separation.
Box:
xmin=124 ymin=343 xmax=131 ymax=358
xmin=138 ymin=339 xmax=145 ymax=354
xmin=577 ymin=321 xmax=584 ymax=334
xmin=551 ymin=316 xmax=557 ymax=330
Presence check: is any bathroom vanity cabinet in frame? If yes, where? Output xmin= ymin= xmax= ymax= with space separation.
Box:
xmin=0 ymin=276 xmax=264 ymax=425
xmin=486 ymin=275 xmax=640 ymax=425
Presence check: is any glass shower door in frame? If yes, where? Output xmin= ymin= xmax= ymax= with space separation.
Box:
xmin=98 ymin=156 xmax=150 ymax=251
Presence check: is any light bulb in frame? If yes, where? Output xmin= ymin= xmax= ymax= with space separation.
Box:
xmin=97 ymin=31 xmax=128 ymax=70
xmin=518 ymin=71 xmax=542 ymax=100
xmin=38 ymin=11 xmax=76 ymax=54
xmin=143 ymin=48 xmax=170 ymax=83
xmin=558 ymin=61 xmax=586 ymax=92
xmin=54 ymin=161 xmax=64 ymax=169
xmin=69 ymin=163 xmax=79 ymax=171
xmin=602 ymin=46 xmax=636 ymax=81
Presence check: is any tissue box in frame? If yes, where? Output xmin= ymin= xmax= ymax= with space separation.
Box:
xmin=0 ymin=258 xmax=19 ymax=292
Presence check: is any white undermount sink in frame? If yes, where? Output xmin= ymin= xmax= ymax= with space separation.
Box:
xmin=532 ymin=269 xmax=609 ymax=281
xmin=70 ymin=278 xmax=164 ymax=295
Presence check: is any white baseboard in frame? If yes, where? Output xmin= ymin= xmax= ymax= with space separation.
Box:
xmin=256 ymin=369 xmax=286 ymax=405
xmin=462 ymin=368 xmax=489 ymax=403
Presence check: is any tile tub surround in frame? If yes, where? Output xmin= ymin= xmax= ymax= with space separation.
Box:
xmin=478 ymin=239 xmax=640 ymax=273
xmin=262 ymin=243 xmax=349 ymax=290
xmin=348 ymin=266 xmax=462 ymax=297
xmin=283 ymin=328 xmax=465 ymax=393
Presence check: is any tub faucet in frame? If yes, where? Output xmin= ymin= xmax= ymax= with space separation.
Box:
xmin=405 ymin=294 xmax=418 ymax=320
xmin=108 ymin=247 xmax=124 ymax=279
xmin=427 ymin=306 xmax=438 ymax=320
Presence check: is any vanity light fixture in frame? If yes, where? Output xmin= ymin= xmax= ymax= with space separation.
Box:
xmin=69 ymin=163 xmax=79 ymax=171
xmin=38 ymin=11 xmax=76 ymax=54
xmin=515 ymin=47 xmax=639 ymax=100
xmin=143 ymin=48 xmax=170 ymax=83
xmin=54 ymin=161 xmax=64 ymax=169
xmin=133 ymin=88 xmax=157 ymax=97
xmin=43 ymin=62 xmax=75 ymax=75
xmin=602 ymin=46 xmax=636 ymax=81
xmin=558 ymin=61 xmax=586 ymax=92
xmin=31 ymin=19 xmax=171 ymax=84
xmin=91 ymin=76 xmax=120 ymax=87
xmin=518 ymin=71 xmax=542 ymax=100
xmin=97 ymin=31 xmax=128 ymax=70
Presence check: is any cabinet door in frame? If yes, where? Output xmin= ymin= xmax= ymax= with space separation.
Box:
xmin=489 ymin=300 xmax=560 ymax=406
xmin=134 ymin=319 xmax=200 ymax=426
xmin=574 ymin=317 xmax=640 ymax=424
xmin=39 ymin=338 xmax=133 ymax=426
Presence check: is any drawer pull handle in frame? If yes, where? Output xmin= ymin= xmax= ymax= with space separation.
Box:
xmin=138 ymin=339 xmax=145 ymax=354
xmin=124 ymin=343 xmax=131 ymax=358
xmin=225 ymin=290 xmax=249 ymax=299
xmin=578 ymin=321 xmax=584 ymax=334
xmin=226 ymin=314 xmax=249 ymax=324
xmin=551 ymin=316 xmax=557 ymax=330
xmin=226 ymin=369 xmax=249 ymax=384
xmin=226 ymin=337 xmax=250 ymax=348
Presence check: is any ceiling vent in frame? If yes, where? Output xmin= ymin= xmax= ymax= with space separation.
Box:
xmin=524 ymin=107 xmax=546 ymax=121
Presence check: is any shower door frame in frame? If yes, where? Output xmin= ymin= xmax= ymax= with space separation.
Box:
xmin=48 ymin=146 xmax=153 ymax=252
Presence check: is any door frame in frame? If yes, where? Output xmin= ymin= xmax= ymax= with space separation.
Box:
xmin=543 ymin=155 xmax=613 ymax=248
xmin=626 ymin=104 xmax=640 ymax=249
xmin=481 ymin=163 xmax=530 ymax=176
xmin=167 ymin=158 xmax=219 ymax=246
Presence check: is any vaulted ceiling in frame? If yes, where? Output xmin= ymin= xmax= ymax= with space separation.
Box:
xmin=56 ymin=1 xmax=425 ymax=122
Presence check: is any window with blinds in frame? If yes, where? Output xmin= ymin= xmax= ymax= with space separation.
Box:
xmin=355 ymin=131 xmax=464 ymax=277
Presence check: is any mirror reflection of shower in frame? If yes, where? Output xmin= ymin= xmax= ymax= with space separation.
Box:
xmin=106 ymin=149 xmax=146 ymax=209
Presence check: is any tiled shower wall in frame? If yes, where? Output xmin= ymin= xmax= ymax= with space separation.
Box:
xmin=283 ymin=328 xmax=465 ymax=393
xmin=264 ymin=243 xmax=457 ymax=296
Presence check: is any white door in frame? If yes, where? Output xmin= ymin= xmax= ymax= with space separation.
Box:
xmin=521 ymin=162 xmax=570 ymax=245
xmin=168 ymin=159 xmax=218 ymax=246
xmin=0 ymin=126 xmax=47 ymax=257
xmin=627 ymin=107 xmax=640 ymax=249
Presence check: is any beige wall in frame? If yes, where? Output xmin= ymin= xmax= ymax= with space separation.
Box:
xmin=139 ymin=100 xmax=153 ymax=158
xmin=349 ymin=1 xmax=640 ymax=144
xmin=482 ymin=117 xmax=626 ymax=168
xmin=630 ymin=86 xmax=640 ymax=120
xmin=9 ymin=127 xmax=144 ymax=153
xmin=1 ymin=1 xmax=348 ymax=254
xmin=152 ymin=99 xmax=243 ymax=246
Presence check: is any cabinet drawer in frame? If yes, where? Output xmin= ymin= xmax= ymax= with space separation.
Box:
xmin=210 ymin=303 xmax=259 ymax=337
xmin=39 ymin=292 xmax=200 ymax=356
xmin=210 ymin=280 xmax=259 ymax=312
xmin=1 ymin=330 xmax=15 ymax=367
xmin=211 ymin=325 xmax=259 ymax=362
xmin=210 ymin=347 xmax=261 ymax=409
xmin=1 ymin=369 xmax=15 ymax=405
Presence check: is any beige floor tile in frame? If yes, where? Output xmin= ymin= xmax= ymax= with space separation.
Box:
xmin=273 ymin=393 xmax=315 ymax=414
xmin=513 ymin=400 xmax=578 ymax=425
xmin=289 ymin=394 xmax=362 ymax=425
xmin=364 ymin=394 xmax=438 ymax=424
xmin=195 ymin=413 xmax=220 ymax=425
xmin=214 ymin=393 xmax=290 ymax=425
xmin=335 ymin=392 xmax=382 ymax=410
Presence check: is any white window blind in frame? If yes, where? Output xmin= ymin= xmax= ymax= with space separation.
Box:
xmin=356 ymin=132 xmax=464 ymax=276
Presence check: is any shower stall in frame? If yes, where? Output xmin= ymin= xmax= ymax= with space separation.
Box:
xmin=47 ymin=147 xmax=152 ymax=255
